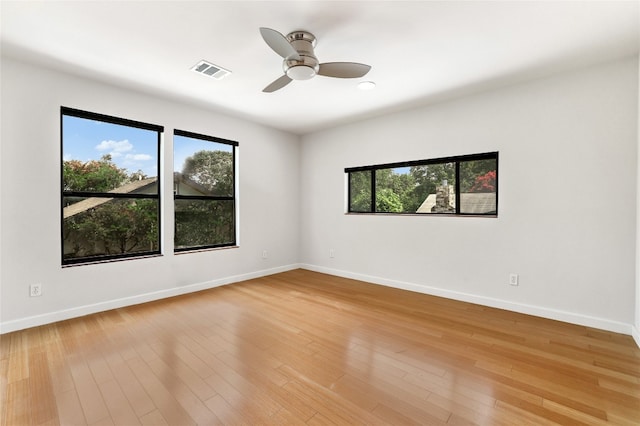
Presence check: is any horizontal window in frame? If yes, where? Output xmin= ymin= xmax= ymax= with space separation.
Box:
xmin=346 ymin=152 xmax=498 ymax=216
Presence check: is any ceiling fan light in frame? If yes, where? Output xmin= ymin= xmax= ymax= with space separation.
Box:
xmin=286 ymin=65 xmax=316 ymax=80
xmin=358 ymin=81 xmax=376 ymax=90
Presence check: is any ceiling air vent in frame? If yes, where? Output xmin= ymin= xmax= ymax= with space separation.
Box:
xmin=191 ymin=60 xmax=231 ymax=80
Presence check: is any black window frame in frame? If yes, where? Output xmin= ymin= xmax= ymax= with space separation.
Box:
xmin=60 ymin=106 xmax=163 ymax=265
xmin=345 ymin=151 xmax=498 ymax=216
xmin=173 ymin=129 xmax=238 ymax=252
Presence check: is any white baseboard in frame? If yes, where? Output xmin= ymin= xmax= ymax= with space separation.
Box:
xmin=632 ymin=325 xmax=640 ymax=348
xmin=300 ymin=264 xmax=634 ymax=337
xmin=4 ymin=262 xmax=636 ymax=343
xmin=0 ymin=263 xmax=301 ymax=334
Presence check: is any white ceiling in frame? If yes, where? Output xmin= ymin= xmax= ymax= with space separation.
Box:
xmin=1 ymin=1 xmax=638 ymax=135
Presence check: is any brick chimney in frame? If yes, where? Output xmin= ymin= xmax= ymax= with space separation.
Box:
xmin=432 ymin=180 xmax=455 ymax=213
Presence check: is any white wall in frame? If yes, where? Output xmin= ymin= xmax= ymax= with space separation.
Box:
xmin=0 ymin=57 xmax=301 ymax=332
xmin=2 ymin=55 xmax=639 ymax=338
xmin=636 ymin=54 xmax=640 ymax=346
xmin=300 ymin=57 xmax=639 ymax=334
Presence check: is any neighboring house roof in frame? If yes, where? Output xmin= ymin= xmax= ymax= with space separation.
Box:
xmin=416 ymin=194 xmax=437 ymax=213
xmin=173 ymin=172 xmax=213 ymax=196
xmin=63 ymin=177 xmax=157 ymax=218
xmin=63 ymin=174 xmax=214 ymax=219
xmin=416 ymin=192 xmax=496 ymax=214
xmin=460 ymin=193 xmax=496 ymax=214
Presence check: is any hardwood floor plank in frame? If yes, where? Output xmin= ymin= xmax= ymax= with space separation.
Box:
xmin=6 ymin=349 xmax=28 ymax=384
xmin=266 ymin=407 xmax=307 ymax=425
xmin=125 ymin=356 xmax=196 ymax=425
xmin=54 ymin=388 xmax=86 ymax=425
xmin=148 ymin=344 xmax=217 ymax=400
xmin=371 ymin=402 xmax=440 ymax=426
xmin=97 ymin=379 xmax=141 ymax=426
xmin=145 ymin=356 xmax=221 ymax=424
xmin=103 ymin=351 xmax=156 ymax=418
xmin=67 ymin=358 xmax=110 ymax=424
xmin=45 ymin=341 xmax=75 ymax=397
xmin=0 ymin=358 xmax=7 ymax=426
xmin=203 ymin=393 xmax=257 ymax=425
xmin=1 ymin=269 xmax=639 ymax=425
xmin=541 ymin=398 xmax=610 ymax=426
xmin=138 ymin=409 xmax=169 ymax=426
xmin=27 ymin=351 xmax=58 ymax=425
xmin=282 ymin=379 xmax=382 ymax=425
xmin=4 ymin=379 xmax=31 ymax=425
xmin=493 ymin=400 xmax=559 ymax=426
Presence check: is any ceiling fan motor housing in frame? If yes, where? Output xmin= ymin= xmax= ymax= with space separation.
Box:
xmin=284 ymin=31 xmax=319 ymax=80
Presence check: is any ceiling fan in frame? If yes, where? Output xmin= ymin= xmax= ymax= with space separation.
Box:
xmin=259 ymin=27 xmax=371 ymax=93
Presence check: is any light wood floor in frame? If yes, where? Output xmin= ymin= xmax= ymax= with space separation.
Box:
xmin=1 ymin=269 xmax=639 ymax=425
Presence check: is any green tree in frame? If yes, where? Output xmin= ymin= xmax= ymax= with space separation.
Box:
xmin=459 ymin=159 xmax=496 ymax=192
xmin=174 ymin=200 xmax=234 ymax=248
xmin=376 ymin=188 xmax=403 ymax=212
xmin=375 ymin=168 xmax=418 ymax=213
xmin=67 ymin=199 xmax=158 ymax=256
xmin=182 ymin=150 xmax=233 ymax=195
xmin=63 ymin=154 xmax=129 ymax=192
xmin=349 ymin=170 xmax=372 ymax=212
xmin=175 ymin=149 xmax=235 ymax=248
xmin=62 ymin=155 xmax=158 ymax=260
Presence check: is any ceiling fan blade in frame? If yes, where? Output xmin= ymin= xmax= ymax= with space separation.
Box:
xmin=259 ymin=27 xmax=300 ymax=60
xmin=263 ymin=74 xmax=293 ymax=93
xmin=318 ymin=62 xmax=371 ymax=78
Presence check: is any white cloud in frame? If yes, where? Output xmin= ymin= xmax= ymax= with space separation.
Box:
xmin=95 ymin=139 xmax=133 ymax=153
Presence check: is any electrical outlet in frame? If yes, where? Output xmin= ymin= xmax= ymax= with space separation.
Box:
xmin=509 ymin=274 xmax=519 ymax=286
xmin=262 ymin=250 xmax=268 ymax=259
xmin=30 ymin=283 xmax=42 ymax=297
xmin=329 ymin=249 xmax=335 ymax=258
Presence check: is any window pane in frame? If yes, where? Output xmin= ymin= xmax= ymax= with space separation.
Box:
xmin=459 ymin=158 xmax=497 ymax=214
xmin=375 ymin=167 xmax=411 ymax=213
xmin=407 ymin=162 xmax=456 ymax=214
xmin=175 ymin=199 xmax=235 ymax=249
xmin=62 ymin=115 xmax=158 ymax=193
xmin=349 ymin=171 xmax=372 ymax=212
xmin=174 ymin=135 xmax=234 ymax=197
xmin=62 ymin=197 xmax=159 ymax=261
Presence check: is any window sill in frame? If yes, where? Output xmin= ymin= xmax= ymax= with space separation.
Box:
xmin=174 ymin=245 xmax=239 ymax=255
xmin=62 ymin=252 xmax=163 ymax=268
xmin=345 ymin=212 xmax=498 ymax=218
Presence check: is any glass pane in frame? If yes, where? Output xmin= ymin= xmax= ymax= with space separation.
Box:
xmin=175 ymin=199 xmax=235 ymax=249
xmin=373 ymin=162 xmax=456 ymax=213
xmin=349 ymin=171 xmax=372 ymax=212
xmin=62 ymin=196 xmax=159 ymax=261
xmin=459 ymin=158 xmax=497 ymax=214
xmin=375 ymin=167 xmax=411 ymax=213
xmin=174 ymin=134 xmax=234 ymax=197
xmin=62 ymin=115 xmax=158 ymax=193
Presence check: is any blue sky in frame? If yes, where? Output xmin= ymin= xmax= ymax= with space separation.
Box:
xmin=173 ymin=134 xmax=232 ymax=174
xmin=63 ymin=115 xmax=158 ymax=177
xmin=393 ymin=166 xmax=410 ymax=175
xmin=63 ymin=115 xmax=232 ymax=178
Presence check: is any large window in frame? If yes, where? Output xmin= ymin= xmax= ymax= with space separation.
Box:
xmin=61 ymin=107 xmax=163 ymax=265
xmin=346 ymin=152 xmax=498 ymax=215
xmin=173 ymin=130 xmax=238 ymax=251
